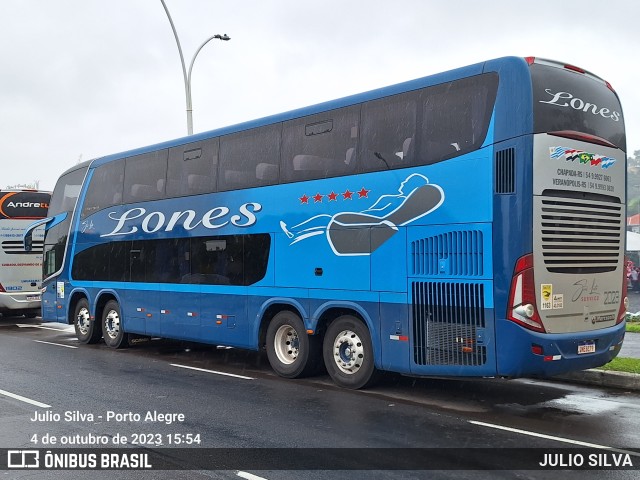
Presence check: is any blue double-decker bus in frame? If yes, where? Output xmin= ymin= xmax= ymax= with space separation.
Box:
xmin=26 ymin=56 xmax=627 ymax=388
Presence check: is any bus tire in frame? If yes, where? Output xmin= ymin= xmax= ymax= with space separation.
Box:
xmin=323 ymin=315 xmax=379 ymax=389
xmin=101 ymin=300 xmax=129 ymax=349
xmin=74 ymin=298 xmax=102 ymax=344
xmin=266 ymin=310 xmax=320 ymax=378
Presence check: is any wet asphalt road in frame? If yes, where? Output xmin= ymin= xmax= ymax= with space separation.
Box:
xmin=0 ymin=316 xmax=639 ymax=480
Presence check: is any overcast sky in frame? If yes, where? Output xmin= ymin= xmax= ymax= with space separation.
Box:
xmin=0 ymin=0 xmax=638 ymax=191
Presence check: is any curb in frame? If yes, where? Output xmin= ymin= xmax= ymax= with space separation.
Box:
xmin=555 ymin=369 xmax=640 ymax=391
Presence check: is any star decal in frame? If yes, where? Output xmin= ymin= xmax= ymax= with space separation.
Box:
xmin=297 ymin=187 xmax=369 ymax=204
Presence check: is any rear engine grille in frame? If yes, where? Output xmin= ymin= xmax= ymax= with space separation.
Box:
xmin=538 ymin=192 xmax=623 ymax=274
xmin=412 ymin=281 xmax=486 ymax=366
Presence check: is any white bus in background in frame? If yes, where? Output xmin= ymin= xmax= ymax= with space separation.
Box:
xmin=0 ymin=190 xmax=51 ymax=318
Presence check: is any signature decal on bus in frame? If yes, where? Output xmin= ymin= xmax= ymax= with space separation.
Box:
xmin=100 ymin=203 xmax=262 ymax=237
xmin=550 ymin=146 xmax=616 ymax=169
xmin=279 ymin=173 xmax=444 ymax=256
xmin=539 ymin=89 xmax=621 ymax=121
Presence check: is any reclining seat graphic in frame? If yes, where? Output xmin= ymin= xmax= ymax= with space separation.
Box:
xmin=280 ymin=173 xmax=445 ymax=256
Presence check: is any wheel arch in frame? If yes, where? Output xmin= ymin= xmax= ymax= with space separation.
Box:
xmin=67 ymin=289 xmax=90 ymax=325
xmin=94 ymin=290 xmax=122 ymax=329
xmin=256 ymin=298 xmax=308 ymax=350
xmin=312 ymin=302 xmax=381 ymax=369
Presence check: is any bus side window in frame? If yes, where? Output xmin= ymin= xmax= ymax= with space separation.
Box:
xmin=218 ymin=125 xmax=281 ymax=191
xmin=419 ymin=73 xmax=498 ymax=165
xmin=422 ymin=88 xmax=464 ymax=163
xmin=167 ymin=139 xmax=219 ymax=197
xmin=110 ymin=241 xmax=129 ymax=282
xmin=186 ymin=234 xmax=270 ymax=286
xmin=81 ymin=159 xmax=124 ymax=218
xmin=280 ymin=105 xmax=359 ymax=183
xmin=360 ymin=91 xmax=418 ymax=172
xmin=123 ymin=150 xmax=168 ymax=203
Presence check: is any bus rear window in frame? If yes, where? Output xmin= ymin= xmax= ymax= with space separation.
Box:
xmin=531 ymin=63 xmax=626 ymax=150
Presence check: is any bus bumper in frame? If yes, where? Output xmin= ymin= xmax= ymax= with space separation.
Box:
xmin=0 ymin=292 xmax=41 ymax=312
xmin=495 ymin=319 xmax=626 ymax=378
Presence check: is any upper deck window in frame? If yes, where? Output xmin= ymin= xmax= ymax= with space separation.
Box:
xmin=360 ymin=73 xmax=498 ymax=171
xmin=167 ymin=138 xmax=219 ymax=197
xmin=81 ymin=159 xmax=124 ymax=219
xmin=123 ymin=150 xmax=168 ymax=203
xmin=218 ymin=124 xmax=281 ymax=191
xmin=281 ymin=106 xmax=359 ymax=182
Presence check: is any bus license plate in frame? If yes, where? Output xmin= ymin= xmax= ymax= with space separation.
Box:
xmin=26 ymin=294 xmax=40 ymax=301
xmin=578 ymin=341 xmax=596 ymax=355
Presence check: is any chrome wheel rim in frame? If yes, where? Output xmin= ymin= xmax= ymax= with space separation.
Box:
xmin=332 ymin=329 xmax=365 ymax=374
xmin=76 ymin=306 xmax=91 ymax=336
xmin=273 ymin=324 xmax=300 ymax=365
xmin=104 ymin=309 xmax=121 ymax=340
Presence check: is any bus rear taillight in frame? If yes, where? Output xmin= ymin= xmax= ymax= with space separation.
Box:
xmin=507 ymin=254 xmax=546 ymax=333
xmin=563 ymin=63 xmax=586 ymax=74
xmin=617 ymin=263 xmax=629 ymax=325
xmin=548 ymin=130 xmax=616 ymax=148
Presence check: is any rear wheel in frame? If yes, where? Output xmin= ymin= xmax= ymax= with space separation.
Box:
xmin=323 ymin=315 xmax=379 ymax=389
xmin=74 ymin=298 xmax=101 ymax=344
xmin=102 ymin=300 xmax=129 ymax=348
xmin=266 ymin=310 xmax=321 ymax=378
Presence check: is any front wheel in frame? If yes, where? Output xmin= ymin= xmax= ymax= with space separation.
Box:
xmin=323 ymin=315 xmax=379 ymax=389
xmin=74 ymin=298 xmax=101 ymax=344
xmin=102 ymin=300 xmax=129 ymax=349
xmin=266 ymin=310 xmax=321 ymax=378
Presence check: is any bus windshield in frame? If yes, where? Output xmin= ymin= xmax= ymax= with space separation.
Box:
xmin=43 ymin=165 xmax=88 ymax=279
xmin=531 ymin=61 xmax=626 ymax=150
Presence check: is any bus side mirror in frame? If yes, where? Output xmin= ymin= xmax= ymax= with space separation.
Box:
xmin=22 ymin=218 xmax=48 ymax=252
xmin=22 ymin=213 xmax=67 ymax=252
xmin=24 ymin=234 xmax=33 ymax=252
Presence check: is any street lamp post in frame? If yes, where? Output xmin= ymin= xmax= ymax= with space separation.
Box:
xmin=160 ymin=0 xmax=230 ymax=135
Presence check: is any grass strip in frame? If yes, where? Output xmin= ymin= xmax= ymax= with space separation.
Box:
xmin=627 ymin=322 xmax=640 ymax=333
xmin=598 ymin=357 xmax=640 ymax=374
